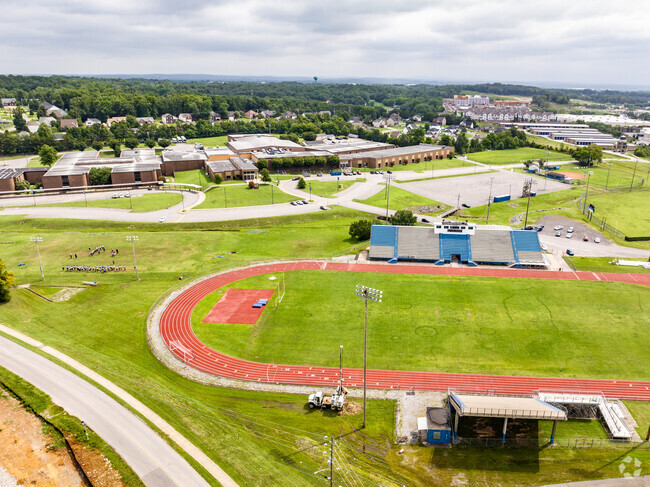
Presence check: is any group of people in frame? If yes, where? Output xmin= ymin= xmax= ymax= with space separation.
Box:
xmin=62 ymin=265 xmax=127 ymax=273
xmin=88 ymin=245 xmax=118 ymax=257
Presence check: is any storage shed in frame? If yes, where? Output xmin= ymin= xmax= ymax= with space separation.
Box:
xmin=417 ymin=407 xmax=452 ymax=444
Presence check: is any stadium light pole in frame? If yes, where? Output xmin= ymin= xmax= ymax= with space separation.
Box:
xmin=629 ymin=159 xmax=639 ymax=192
xmin=355 ymin=285 xmax=382 ymax=429
xmin=126 ymin=236 xmax=139 ymax=280
xmin=383 ymin=174 xmax=395 ymax=221
xmin=30 ymin=236 xmax=44 ymax=281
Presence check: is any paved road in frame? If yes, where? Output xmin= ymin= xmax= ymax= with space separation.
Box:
xmin=0 ymin=334 xmax=214 ymax=487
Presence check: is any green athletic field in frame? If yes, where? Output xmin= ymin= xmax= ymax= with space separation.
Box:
xmin=1 ymin=210 xmax=649 ymax=485
xmin=172 ymin=169 xmax=213 ymax=189
xmin=467 ymin=148 xmax=573 ymax=165
xmin=197 ymin=183 xmax=294 ymax=208
xmin=354 ymin=185 xmax=448 ymax=213
xmin=564 ymin=256 xmax=650 ymax=274
xmin=569 ymin=160 xmax=648 ymax=189
xmin=585 ymin=190 xmax=650 ymax=236
xmin=304 ymin=180 xmax=354 ymax=197
xmin=24 ymin=192 xmax=183 ymax=213
xmin=192 ymin=270 xmax=650 ymax=380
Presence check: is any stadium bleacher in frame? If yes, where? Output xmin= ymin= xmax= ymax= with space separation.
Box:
xmin=369 ymin=224 xmax=545 ymax=267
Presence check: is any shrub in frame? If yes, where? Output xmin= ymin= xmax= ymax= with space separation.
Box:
xmin=349 ymin=219 xmax=373 ymax=241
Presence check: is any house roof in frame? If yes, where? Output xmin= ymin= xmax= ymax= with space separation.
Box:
xmin=231 ymin=157 xmax=258 ymax=171
xmin=206 ymin=159 xmax=238 ymax=173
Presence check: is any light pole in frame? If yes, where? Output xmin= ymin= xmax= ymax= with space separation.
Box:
xmin=224 ymin=186 xmax=227 ymax=208
xmin=30 ymin=236 xmax=44 ymax=281
xmin=126 ymin=235 xmax=139 ymax=280
xmin=309 ymin=183 xmax=312 ymax=201
xmin=630 ymin=159 xmax=639 ymax=192
xmin=355 ymin=285 xmax=382 ymax=429
xmin=583 ymin=171 xmax=593 ymax=215
xmin=271 ymin=184 xmax=274 ymax=204
xmin=383 ymin=174 xmax=395 ymax=220
xmin=486 ymin=176 xmax=495 ymax=223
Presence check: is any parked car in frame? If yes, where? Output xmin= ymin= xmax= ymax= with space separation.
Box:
xmin=583 ymin=236 xmax=589 ymax=241
xmin=319 ymin=205 xmax=330 ymax=210
xmin=421 ymin=218 xmax=430 ymax=223
xmin=290 ymin=201 xmax=297 ymax=206
xmin=554 ymin=225 xmax=563 ymax=231
xmin=594 ymin=237 xmax=601 ymax=243
xmin=555 ymin=231 xmax=561 ymax=237
xmin=566 ymin=249 xmax=574 ymax=256
xmin=112 ymin=193 xmax=118 ymax=199
xmin=462 ymin=203 xmax=471 ymax=208
xmin=302 ymin=200 xmax=308 ymax=205
xmin=119 ymin=193 xmax=125 ymax=198
xmin=524 ymin=225 xmax=534 ymax=230
xmin=124 ymin=192 xmax=130 ymax=198
xmin=291 ymin=176 xmax=300 ymax=181
xmin=387 ymin=170 xmax=392 ymax=174
xmin=567 ymin=227 xmax=574 ymax=233
xmin=159 ymin=216 xmax=166 ymax=222
xmin=566 ymin=233 xmax=573 ymax=239
xmin=541 ymin=244 xmax=548 ymax=251
xmin=535 ymin=224 xmax=544 ymax=232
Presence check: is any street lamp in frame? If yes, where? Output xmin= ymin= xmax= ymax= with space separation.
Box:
xmin=383 ymin=174 xmax=395 ymax=221
xmin=126 ymin=236 xmax=139 ymax=280
xmin=486 ymin=176 xmax=495 ymax=223
xmin=309 ymin=183 xmax=312 ymax=201
xmin=30 ymin=236 xmax=44 ymax=281
xmin=355 ymin=285 xmax=382 ymax=429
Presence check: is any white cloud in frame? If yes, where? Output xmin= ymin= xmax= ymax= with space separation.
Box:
xmin=0 ymin=0 xmax=648 ymax=86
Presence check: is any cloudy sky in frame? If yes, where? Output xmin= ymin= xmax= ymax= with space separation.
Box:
xmin=2 ymin=0 xmax=649 ymax=87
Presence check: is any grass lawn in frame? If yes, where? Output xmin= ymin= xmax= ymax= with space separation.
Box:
xmin=358 ymin=157 xmax=472 ymax=173
xmin=395 ymin=169 xmax=496 ymax=184
xmin=354 ymin=185 xmax=448 ymax=213
xmin=526 ymin=134 xmax=570 ymax=150
xmin=186 ymin=135 xmax=229 ymax=147
xmin=0 ymin=154 xmax=29 ymax=162
xmin=172 ymin=169 xmax=213 ymax=189
xmin=2 ymin=211 xmax=650 ymax=485
xmin=30 ymin=192 xmax=184 ymax=213
xmin=197 ymin=183 xmax=294 ymax=208
xmin=565 ymin=256 xmax=650 ymax=274
xmin=192 ymin=270 xmax=650 ymax=380
xmin=467 ymin=148 xmax=573 ymax=165
xmin=458 ymin=188 xmax=584 ymax=226
xmin=624 ymin=401 xmax=650 ymax=437
xmin=27 ymin=154 xmax=61 ymax=167
xmin=567 ymin=160 xmax=648 ymax=190
xmin=305 ymin=180 xmax=354 ymax=197
xmin=584 ymin=190 xmax=650 ymax=236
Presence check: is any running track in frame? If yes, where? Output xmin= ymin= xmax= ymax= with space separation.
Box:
xmin=159 ymin=262 xmax=650 ymax=400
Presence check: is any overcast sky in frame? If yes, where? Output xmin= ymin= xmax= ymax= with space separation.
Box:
xmin=2 ymin=0 xmax=649 ymax=87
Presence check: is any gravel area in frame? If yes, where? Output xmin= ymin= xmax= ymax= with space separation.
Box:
xmin=0 ymin=467 xmax=21 ymax=487
xmin=395 ymin=391 xmax=446 ymax=444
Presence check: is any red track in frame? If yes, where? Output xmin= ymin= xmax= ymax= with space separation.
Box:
xmin=159 ymin=262 xmax=650 ymax=400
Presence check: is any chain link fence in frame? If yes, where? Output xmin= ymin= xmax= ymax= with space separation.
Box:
xmin=455 ymin=437 xmax=650 ymax=450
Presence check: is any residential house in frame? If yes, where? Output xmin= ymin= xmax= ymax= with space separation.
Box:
xmin=60 ymin=119 xmax=79 ymax=130
xmin=460 ymin=120 xmax=474 ymax=129
xmin=26 ymin=121 xmax=40 ymax=133
xmin=349 ymin=116 xmax=361 ymax=124
xmin=405 ymin=123 xmax=418 ymax=132
xmin=243 ymin=110 xmax=257 ymax=119
xmin=434 ymin=116 xmax=447 ymax=126
xmin=389 ymin=113 xmax=402 ymax=122
xmin=161 ymin=113 xmax=178 ymax=124
xmin=283 ymin=111 xmax=297 ymax=119
xmin=40 ymin=102 xmax=68 ymax=118
xmin=209 ymin=111 xmax=221 ymax=123
xmin=260 ymin=110 xmax=276 ymax=118
xmin=38 ymin=116 xmax=56 ymax=126
xmin=85 ymin=118 xmax=102 ymax=126
xmin=107 ymin=116 xmax=127 ymax=127
xmin=227 ymin=111 xmax=236 ymax=121
xmin=178 ymin=113 xmax=193 ymax=123
xmin=410 ymin=115 xmax=422 ymax=122
xmin=390 ymin=131 xmax=402 ymax=138
xmin=136 ymin=117 xmax=154 ymax=125
xmin=1 ymin=98 xmax=16 ymax=107
xmin=318 ymin=111 xmax=332 ymax=116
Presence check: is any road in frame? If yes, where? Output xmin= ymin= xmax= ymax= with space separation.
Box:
xmin=0 ymin=334 xmax=213 ymax=487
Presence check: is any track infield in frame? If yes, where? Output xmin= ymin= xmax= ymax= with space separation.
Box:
xmin=202 ymin=288 xmax=274 ymax=324
xmin=158 ymin=262 xmax=650 ymax=399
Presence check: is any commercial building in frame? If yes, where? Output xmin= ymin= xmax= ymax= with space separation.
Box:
xmin=303 ymin=137 xmax=394 ymax=156
xmin=452 ymin=95 xmax=490 ymax=107
xmin=226 ymin=134 xmax=306 ymax=153
xmin=340 ymin=144 xmax=454 ymax=169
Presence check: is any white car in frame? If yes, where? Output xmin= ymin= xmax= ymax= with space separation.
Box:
xmin=125 ymin=192 xmax=130 ymax=198
xmin=159 ymin=216 xmax=167 ymax=222
xmin=566 ymin=233 xmax=573 ymax=239
xmin=112 ymin=193 xmax=118 ymax=199
xmin=554 ymin=225 xmax=563 ymax=231
xmin=541 ymin=244 xmax=548 ymax=251
xmin=567 ymin=227 xmax=574 ymax=233
xmin=594 ymin=237 xmax=601 ymax=243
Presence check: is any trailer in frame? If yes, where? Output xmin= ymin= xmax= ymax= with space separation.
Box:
xmin=307 ymin=346 xmax=347 ymax=411
xmin=493 ymin=194 xmax=511 ymax=203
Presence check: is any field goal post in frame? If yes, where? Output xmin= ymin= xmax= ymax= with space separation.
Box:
xmin=275 ymin=272 xmax=286 ymax=309
xmin=169 ymin=340 xmax=194 ymax=363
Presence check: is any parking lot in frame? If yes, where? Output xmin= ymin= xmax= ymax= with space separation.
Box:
xmin=396 ymin=171 xmax=568 ymax=207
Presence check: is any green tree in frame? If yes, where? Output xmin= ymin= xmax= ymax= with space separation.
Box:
xmin=91 ymin=141 xmax=104 ymax=151
xmin=303 ymin=131 xmax=316 ymax=141
xmin=572 ymin=145 xmax=603 ymax=166
xmin=158 ymin=139 xmax=171 ymax=148
xmin=14 ymin=179 xmax=30 ymax=190
xmin=260 ymin=168 xmax=272 ymax=182
xmin=213 ymin=173 xmax=224 ymax=184
xmin=326 ymin=154 xmax=339 ymax=166
xmin=297 ymin=177 xmax=306 ymax=189
xmin=89 ymin=167 xmax=112 ymax=185
xmin=125 ymin=137 xmax=139 ymax=150
xmin=348 ymin=219 xmax=373 ymax=241
xmin=13 ymin=107 xmax=27 ymax=132
xmin=256 ymin=158 xmax=268 ymax=169
xmin=38 ymin=144 xmax=58 ymax=166
xmin=390 ymin=209 xmax=417 ymax=226
xmin=145 ymin=139 xmax=156 ymax=148
xmin=110 ymin=140 xmax=122 ymax=157
xmin=0 ymin=259 xmax=15 ymax=303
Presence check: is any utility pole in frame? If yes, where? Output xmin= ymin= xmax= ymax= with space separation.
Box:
xmin=126 ymin=235 xmax=139 ymax=280
xmin=355 ymin=285 xmax=382 ymax=429
xmin=383 ymin=174 xmax=395 ymax=220
xmin=30 ymin=236 xmax=44 ymax=281
xmin=523 ymin=178 xmax=537 ymax=229
xmin=630 ymin=159 xmax=639 ymax=192
xmin=329 ymin=436 xmax=334 ymax=487
xmin=271 ymin=184 xmax=274 ymax=204
xmin=457 ymin=193 xmax=460 ymax=211
xmin=605 ymin=162 xmax=611 ymax=190
xmin=583 ymin=171 xmax=593 ymax=215
xmin=83 ymin=189 xmax=87 ymax=207
xmin=486 ymin=176 xmax=495 ymax=224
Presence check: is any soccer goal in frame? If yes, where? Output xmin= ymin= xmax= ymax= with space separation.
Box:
xmin=169 ymin=340 xmax=194 ymax=363
xmin=274 ymin=272 xmax=286 ymax=309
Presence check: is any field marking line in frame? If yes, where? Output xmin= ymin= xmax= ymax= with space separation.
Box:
xmin=592 ymin=272 xmax=601 ymax=281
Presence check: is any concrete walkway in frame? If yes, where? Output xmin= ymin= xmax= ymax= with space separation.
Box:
xmin=0 ymin=324 xmax=238 ymax=487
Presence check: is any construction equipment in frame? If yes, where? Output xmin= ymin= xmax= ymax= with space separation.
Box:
xmin=308 ymin=346 xmax=347 ymax=411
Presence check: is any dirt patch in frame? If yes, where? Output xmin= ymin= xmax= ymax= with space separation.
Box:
xmin=557 ymin=171 xmax=585 ymax=180
xmin=340 ymin=400 xmax=362 ymax=416
xmin=0 ymin=388 xmax=125 ymax=487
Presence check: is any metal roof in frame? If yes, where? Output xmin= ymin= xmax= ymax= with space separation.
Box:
xmin=450 ymin=393 xmax=567 ymax=420
xmin=344 ymin=144 xmax=451 ymax=159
